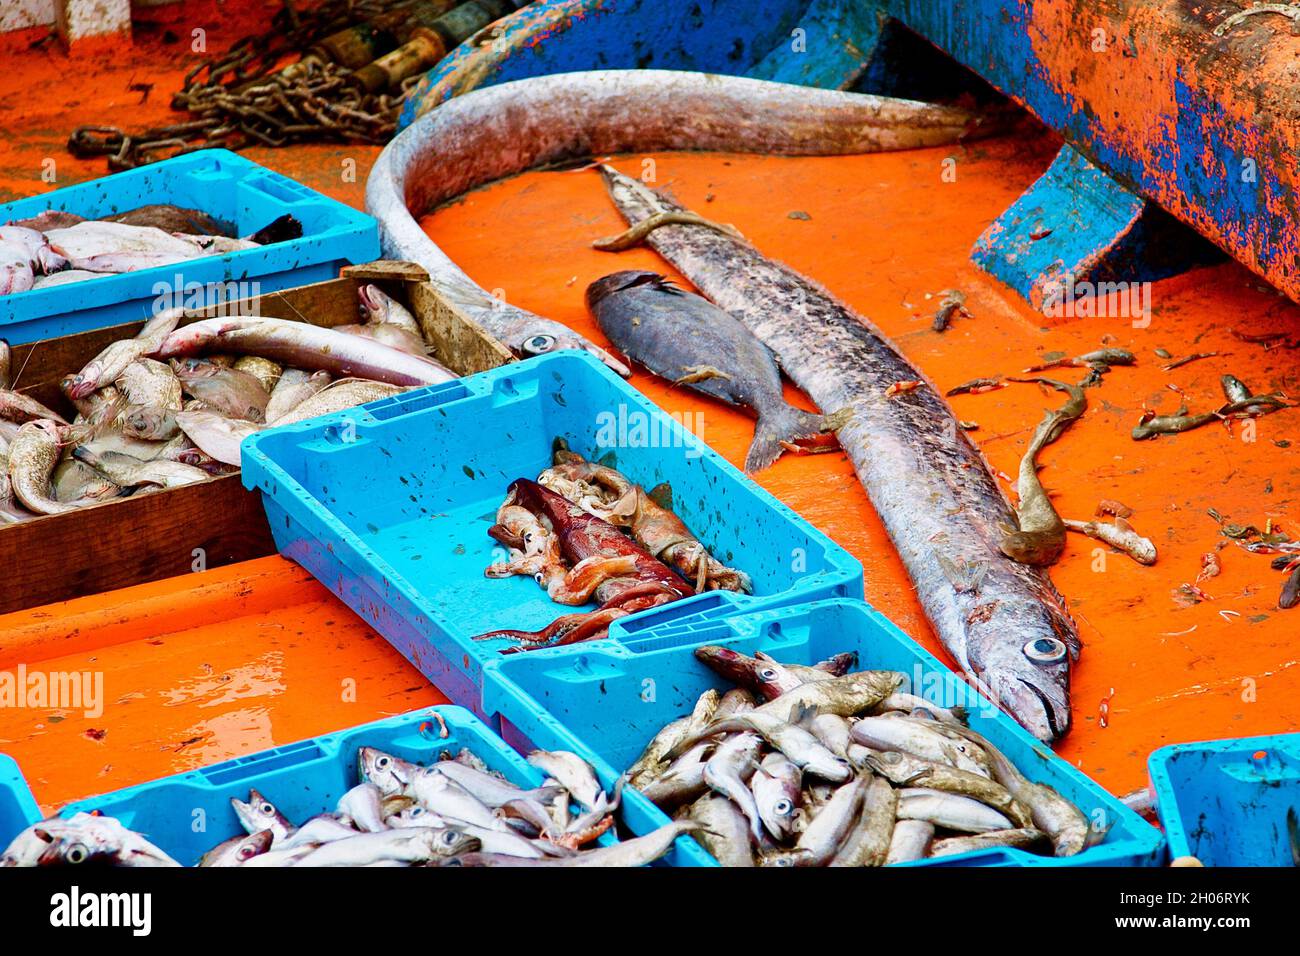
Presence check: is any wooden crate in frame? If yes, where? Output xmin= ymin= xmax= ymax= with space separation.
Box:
xmin=0 ymin=261 xmax=513 ymax=615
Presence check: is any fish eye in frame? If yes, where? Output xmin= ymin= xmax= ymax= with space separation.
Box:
xmin=65 ymin=843 xmax=89 ymax=865
xmin=441 ymin=830 xmax=460 ymax=845
xmin=774 ymin=799 xmax=793 ymax=815
xmin=260 ymin=803 xmax=275 ymax=815
xmin=758 ymin=668 xmax=778 ymax=681
xmin=1023 ymin=637 xmax=1068 ymax=665
xmin=835 ymin=756 xmax=850 ymax=764
xmin=238 ymin=845 xmax=258 ymax=860
xmin=376 ymin=756 xmax=390 ymax=769
xmin=521 ymin=334 xmax=556 ymax=356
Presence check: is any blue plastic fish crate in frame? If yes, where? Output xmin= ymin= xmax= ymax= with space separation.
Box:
xmin=484 ymin=598 xmax=1167 ymax=867
xmin=0 ymin=149 xmax=378 ymax=343
xmin=1149 ymin=733 xmax=1300 ymax=866
xmin=240 ymin=351 xmax=863 ymax=722
xmin=0 ymin=755 xmax=42 ymax=852
xmin=50 ymin=707 xmax=536 ymax=866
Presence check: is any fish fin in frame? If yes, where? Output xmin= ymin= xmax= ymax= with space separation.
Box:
xmin=243 ymin=213 xmax=302 ymax=245
xmin=745 ymin=406 xmax=843 ymax=473
xmin=647 ymin=481 xmax=673 ymax=511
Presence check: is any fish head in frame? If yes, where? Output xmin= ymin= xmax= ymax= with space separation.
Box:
xmin=1 ymin=823 xmax=60 ymax=866
xmin=486 ymin=304 xmax=631 ymax=377
xmin=584 ymin=270 xmax=671 ymax=311
xmin=428 ymin=826 xmax=481 ymax=859
xmin=64 ymin=368 xmax=101 ymax=401
xmin=358 ymin=746 xmax=416 ymax=796
xmin=357 ymin=283 xmax=397 ymax=324
xmin=123 ymin=407 xmax=166 ymax=439
xmin=692 ymin=646 xmax=784 ymax=701
xmin=967 ymin=603 xmax=1076 ymax=743
xmin=231 ymin=789 xmax=290 ymax=836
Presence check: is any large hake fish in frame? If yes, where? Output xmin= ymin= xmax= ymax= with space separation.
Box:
xmin=365 ymin=69 xmax=984 ymax=375
xmin=597 ymin=167 xmax=1079 ymax=743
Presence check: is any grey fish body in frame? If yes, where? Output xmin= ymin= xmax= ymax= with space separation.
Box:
xmin=599 ymin=166 xmax=1078 ymax=743
xmin=8 ymin=421 xmax=75 ymax=515
xmin=587 ymin=270 xmax=838 ymax=471
xmin=688 ymin=794 xmax=755 ymax=867
xmin=885 ymin=819 xmax=935 ymax=864
xmin=830 ymin=774 xmax=897 ymax=867
xmin=703 ymin=731 xmax=764 ymax=841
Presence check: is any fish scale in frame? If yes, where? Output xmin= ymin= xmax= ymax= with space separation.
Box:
xmin=598 ymin=165 xmax=1079 ymax=743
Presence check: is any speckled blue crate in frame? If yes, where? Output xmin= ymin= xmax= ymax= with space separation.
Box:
xmin=0 ymin=149 xmax=378 ymax=343
xmin=485 ymin=598 xmax=1167 ymax=867
xmin=54 ymin=707 xmax=535 ymax=866
xmin=1149 ymin=733 xmax=1300 ymax=866
xmin=0 ymin=754 xmax=41 ymax=851
xmin=240 ymin=351 xmax=863 ymax=724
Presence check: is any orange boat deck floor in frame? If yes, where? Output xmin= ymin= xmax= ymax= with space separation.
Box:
xmin=0 ymin=558 xmax=445 ymax=815
xmin=1 ymin=11 xmax=1296 ymax=801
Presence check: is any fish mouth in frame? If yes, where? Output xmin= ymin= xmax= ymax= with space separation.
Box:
xmin=977 ymin=667 xmax=1071 ymax=744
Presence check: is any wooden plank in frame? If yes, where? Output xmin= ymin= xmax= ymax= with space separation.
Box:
xmin=0 ymin=263 xmax=512 ymax=615
xmin=409 ymin=281 xmax=515 ymax=376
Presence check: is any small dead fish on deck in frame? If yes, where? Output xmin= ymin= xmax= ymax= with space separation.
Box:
xmin=1023 ymin=348 xmax=1135 ymax=373
xmin=586 ymin=270 xmax=849 ymax=472
xmin=999 ymin=378 xmax=1085 ymax=567
xmin=931 ymin=290 xmax=969 ymax=332
xmin=945 ymin=377 xmax=1005 ymax=396
xmin=1132 ymin=405 xmax=1218 ymax=440
xmin=1063 ymin=517 xmax=1157 ymax=565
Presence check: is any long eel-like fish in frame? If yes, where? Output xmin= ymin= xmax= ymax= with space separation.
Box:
xmin=365 ymin=70 xmax=983 ymax=377
xmin=598 ymin=166 xmax=1079 ymax=742
xmin=364 ymin=69 xmax=1077 ymax=741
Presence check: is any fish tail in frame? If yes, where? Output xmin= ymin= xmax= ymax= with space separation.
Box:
xmin=744 ymin=405 xmax=849 ymax=473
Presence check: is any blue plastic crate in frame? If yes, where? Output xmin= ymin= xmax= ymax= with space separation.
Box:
xmin=240 ymin=351 xmax=863 ymax=723
xmin=0 ymin=755 xmax=42 ymax=852
xmin=483 ymin=598 xmax=1167 ymax=867
xmin=0 ymin=149 xmax=379 ymax=343
xmin=1149 ymin=733 xmax=1300 ymax=866
xmin=49 ymin=707 xmax=538 ymax=866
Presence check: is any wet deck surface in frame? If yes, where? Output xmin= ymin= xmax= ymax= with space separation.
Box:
xmin=1 ymin=5 xmax=1297 ymax=802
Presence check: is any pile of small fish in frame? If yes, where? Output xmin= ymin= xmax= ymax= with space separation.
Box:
xmin=0 ymin=284 xmax=454 ymax=523
xmin=2 ymin=745 xmax=695 ymax=868
xmin=1133 ymin=372 xmax=1296 ymax=440
xmin=627 ymin=645 xmax=1092 ymax=866
xmin=476 ymin=443 xmax=749 ymax=650
xmin=0 ymin=204 xmax=300 ymax=295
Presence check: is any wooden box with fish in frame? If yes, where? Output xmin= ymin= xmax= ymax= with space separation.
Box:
xmin=0 ymin=260 xmax=513 ymax=614
xmin=483 ymin=599 xmax=1166 ymax=867
xmin=239 ymin=350 xmax=864 ymax=723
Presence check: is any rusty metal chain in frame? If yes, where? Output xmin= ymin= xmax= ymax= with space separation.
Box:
xmin=68 ymin=0 xmax=422 ymax=170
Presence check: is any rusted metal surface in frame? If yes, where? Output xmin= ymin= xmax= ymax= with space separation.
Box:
xmin=878 ymin=1 xmax=1300 ymax=305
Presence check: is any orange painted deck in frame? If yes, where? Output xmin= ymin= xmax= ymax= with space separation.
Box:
xmin=1 ymin=6 xmax=1297 ymax=807
xmin=0 ymin=558 xmax=445 ymax=815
